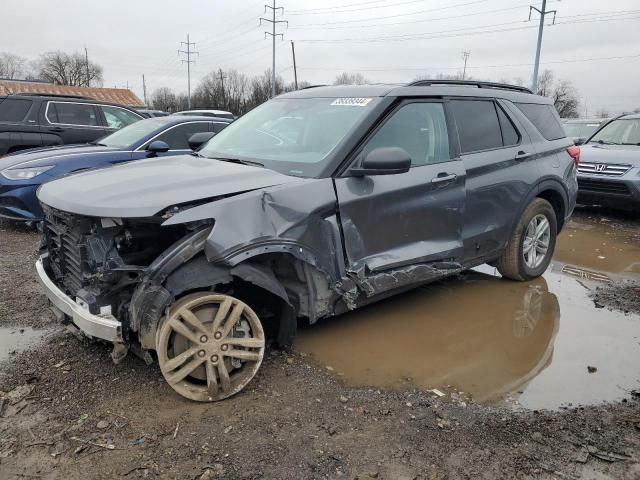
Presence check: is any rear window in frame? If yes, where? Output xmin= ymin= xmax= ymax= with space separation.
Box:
xmin=0 ymin=98 xmax=33 ymax=122
xmin=516 ymin=103 xmax=565 ymax=140
xmin=451 ymin=100 xmax=503 ymax=153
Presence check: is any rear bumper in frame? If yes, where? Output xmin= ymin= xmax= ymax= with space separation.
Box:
xmin=35 ymin=255 xmax=123 ymax=343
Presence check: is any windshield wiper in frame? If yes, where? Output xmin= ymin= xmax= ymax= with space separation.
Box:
xmin=621 ymin=142 xmax=640 ymax=146
xmin=594 ymin=139 xmax=619 ymax=145
xmin=210 ymin=156 xmax=264 ymax=168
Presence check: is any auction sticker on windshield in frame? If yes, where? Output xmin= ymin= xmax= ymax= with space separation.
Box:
xmin=331 ymin=98 xmax=373 ymax=107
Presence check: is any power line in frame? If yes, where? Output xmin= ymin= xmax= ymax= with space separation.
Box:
xmin=529 ymin=0 xmax=557 ymax=92
xmin=260 ymin=0 xmax=288 ymax=97
xmin=287 ymin=0 xmax=389 ymax=13
xmin=461 ymin=51 xmax=471 ymax=80
xmin=288 ymin=0 xmax=439 ymax=15
xmin=178 ymin=34 xmax=199 ymax=108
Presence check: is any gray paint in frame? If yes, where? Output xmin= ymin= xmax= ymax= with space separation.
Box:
xmin=37 ymin=155 xmax=301 ymax=217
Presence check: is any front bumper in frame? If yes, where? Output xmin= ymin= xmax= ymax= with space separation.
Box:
xmin=577 ymin=170 xmax=640 ymax=208
xmin=0 ymin=183 xmax=42 ymax=221
xmin=36 ymin=255 xmax=123 ymax=343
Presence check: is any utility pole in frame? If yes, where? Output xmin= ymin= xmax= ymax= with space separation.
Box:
xmin=291 ymin=41 xmax=298 ymax=89
xmin=260 ymin=1 xmax=287 ymax=98
xmin=217 ymin=69 xmax=227 ymax=107
xmin=178 ymin=34 xmax=199 ymax=108
xmin=529 ymin=0 xmax=557 ymax=93
xmin=142 ymin=74 xmax=148 ymax=106
xmin=84 ymin=47 xmax=90 ymax=87
xmin=461 ymin=51 xmax=470 ymax=80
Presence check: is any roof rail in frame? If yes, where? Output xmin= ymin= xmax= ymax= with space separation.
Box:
xmin=407 ymin=79 xmax=533 ymax=94
xmin=9 ymin=92 xmax=95 ymax=100
xmin=299 ymin=84 xmax=328 ymax=90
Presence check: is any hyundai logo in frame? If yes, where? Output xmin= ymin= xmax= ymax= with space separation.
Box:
xmin=595 ymin=164 xmax=607 ymax=172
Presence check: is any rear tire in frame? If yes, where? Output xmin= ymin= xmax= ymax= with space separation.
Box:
xmin=497 ymin=198 xmax=557 ymax=281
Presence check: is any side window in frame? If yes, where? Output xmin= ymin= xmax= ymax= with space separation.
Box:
xmin=451 ymin=100 xmax=502 ymax=153
xmin=101 ymin=106 xmax=141 ymax=129
xmin=48 ymin=102 xmax=99 ymax=126
xmin=153 ymin=122 xmax=211 ymax=150
xmin=362 ymin=102 xmax=451 ymax=167
xmin=211 ymin=122 xmax=228 ymax=133
xmin=0 ymin=99 xmax=33 ymax=122
xmin=515 ymin=103 xmax=565 ymax=140
xmin=496 ymin=105 xmax=520 ymax=146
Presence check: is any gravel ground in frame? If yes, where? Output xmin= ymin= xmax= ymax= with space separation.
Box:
xmin=1 ymin=215 xmax=639 ymax=480
xmin=591 ymin=281 xmax=640 ymax=316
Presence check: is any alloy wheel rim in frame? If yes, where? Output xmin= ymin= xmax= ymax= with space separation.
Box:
xmin=156 ymin=293 xmax=265 ymax=402
xmin=522 ymin=214 xmax=551 ymax=269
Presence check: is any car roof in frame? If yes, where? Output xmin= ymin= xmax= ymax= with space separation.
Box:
xmin=4 ymin=93 xmax=140 ymax=108
xmin=152 ymin=115 xmax=232 ymax=125
xmin=562 ymin=118 xmax=606 ymax=123
xmin=175 ymin=109 xmax=233 ymax=114
xmin=619 ymin=113 xmax=640 ymax=120
xmin=279 ymin=82 xmax=550 ymax=104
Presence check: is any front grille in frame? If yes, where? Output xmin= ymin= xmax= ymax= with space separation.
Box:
xmin=578 ymin=162 xmax=631 ymax=177
xmin=43 ymin=207 xmax=92 ymax=294
xmin=578 ymin=178 xmax=631 ymax=195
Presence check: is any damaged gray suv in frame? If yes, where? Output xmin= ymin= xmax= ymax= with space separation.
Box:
xmin=36 ymin=80 xmax=578 ymax=401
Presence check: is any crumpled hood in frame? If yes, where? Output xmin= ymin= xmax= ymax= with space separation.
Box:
xmin=1 ymin=144 xmax=120 ymax=170
xmin=37 ymin=154 xmax=303 ymax=218
xmin=580 ymin=143 xmax=640 ymax=166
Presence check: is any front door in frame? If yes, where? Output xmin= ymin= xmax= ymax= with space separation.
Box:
xmin=334 ymin=100 xmax=466 ymax=280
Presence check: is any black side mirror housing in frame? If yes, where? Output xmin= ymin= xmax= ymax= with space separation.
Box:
xmin=147 ymin=140 xmax=170 ymax=154
xmin=188 ymin=132 xmax=216 ymax=150
xmin=574 ymin=137 xmax=585 ymax=145
xmin=350 ymin=147 xmax=412 ymax=176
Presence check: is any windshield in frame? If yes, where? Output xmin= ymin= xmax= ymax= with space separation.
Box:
xmin=97 ymin=118 xmax=168 ymax=148
xmin=198 ymin=97 xmax=380 ymax=177
xmin=589 ymin=118 xmax=640 ymax=145
xmin=563 ymin=122 xmax=600 ymax=138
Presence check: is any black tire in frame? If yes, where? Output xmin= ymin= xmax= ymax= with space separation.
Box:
xmin=497 ymin=198 xmax=557 ymax=281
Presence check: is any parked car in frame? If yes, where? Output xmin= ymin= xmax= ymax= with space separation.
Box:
xmin=561 ymin=118 xmax=607 ymax=145
xmin=0 ymin=115 xmax=231 ymax=223
xmin=576 ymin=113 xmax=640 ymax=209
xmin=0 ymin=93 xmax=144 ymax=156
xmin=137 ymin=109 xmax=169 ymax=118
xmin=35 ymin=80 xmax=577 ymax=402
xmin=173 ymin=109 xmax=235 ymax=120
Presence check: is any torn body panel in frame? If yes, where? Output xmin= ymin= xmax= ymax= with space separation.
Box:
xmin=164 ymin=179 xmax=344 ymax=282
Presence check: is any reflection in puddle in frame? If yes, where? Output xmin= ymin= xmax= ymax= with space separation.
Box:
xmin=295 ymin=267 xmax=640 ymax=410
xmin=0 ymin=327 xmax=47 ymax=364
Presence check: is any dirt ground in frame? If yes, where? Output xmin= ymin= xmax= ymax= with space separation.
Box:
xmin=1 ymin=211 xmax=639 ymax=480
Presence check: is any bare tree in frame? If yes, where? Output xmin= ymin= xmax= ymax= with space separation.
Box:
xmin=333 ymin=72 xmax=369 ymax=85
xmin=534 ymin=69 xmax=580 ymax=118
xmin=36 ymin=51 xmax=103 ymax=87
xmin=150 ymin=87 xmax=178 ymax=112
xmin=0 ymin=52 xmax=27 ymax=79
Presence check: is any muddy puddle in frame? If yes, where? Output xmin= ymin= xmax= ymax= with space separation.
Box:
xmin=295 ymin=213 xmax=640 ymax=410
xmin=0 ymin=327 xmax=48 ymax=365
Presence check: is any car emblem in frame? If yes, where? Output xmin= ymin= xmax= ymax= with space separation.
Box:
xmin=595 ymin=164 xmax=607 ymax=172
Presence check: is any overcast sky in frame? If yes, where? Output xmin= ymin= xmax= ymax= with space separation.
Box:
xmin=3 ymin=0 xmax=639 ymax=114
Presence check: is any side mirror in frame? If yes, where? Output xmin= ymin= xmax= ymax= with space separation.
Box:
xmin=350 ymin=147 xmax=412 ymax=176
xmin=574 ymin=138 xmax=585 ymax=145
xmin=147 ymin=140 xmax=170 ymax=154
xmin=188 ymin=132 xmax=216 ymax=150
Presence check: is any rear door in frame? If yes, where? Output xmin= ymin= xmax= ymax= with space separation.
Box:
xmin=334 ymin=99 xmax=466 ymax=278
xmin=99 ymin=105 xmax=143 ymax=134
xmin=0 ymin=97 xmax=40 ymax=154
xmin=449 ymin=98 xmax=539 ymax=262
xmin=42 ymin=101 xmax=107 ymax=144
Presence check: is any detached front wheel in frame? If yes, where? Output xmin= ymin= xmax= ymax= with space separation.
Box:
xmin=497 ymin=198 xmax=557 ymax=281
xmin=156 ymin=293 xmax=265 ymax=402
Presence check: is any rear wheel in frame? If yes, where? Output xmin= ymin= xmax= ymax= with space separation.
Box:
xmin=497 ymin=198 xmax=557 ymax=281
xmin=156 ymin=292 xmax=265 ymax=402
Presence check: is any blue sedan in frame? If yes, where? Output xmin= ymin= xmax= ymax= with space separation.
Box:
xmin=0 ymin=115 xmax=231 ymax=223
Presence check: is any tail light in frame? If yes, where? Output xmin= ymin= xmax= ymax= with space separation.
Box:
xmin=566 ymin=146 xmax=580 ymax=166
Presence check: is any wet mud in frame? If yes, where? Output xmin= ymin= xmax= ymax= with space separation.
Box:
xmin=296 ymin=209 xmax=640 ymax=410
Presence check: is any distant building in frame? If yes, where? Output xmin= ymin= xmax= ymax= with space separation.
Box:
xmin=0 ymin=78 xmax=144 ymax=107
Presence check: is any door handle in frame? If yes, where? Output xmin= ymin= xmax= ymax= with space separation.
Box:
xmin=431 ymin=173 xmax=457 ymax=184
xmin=48 ymin=127 xmax=64 ymax=133
xmin=515 ymin=150 xmax=531 ymax=161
